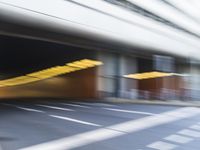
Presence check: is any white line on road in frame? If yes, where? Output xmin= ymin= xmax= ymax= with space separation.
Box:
xmin=102 ymin=107 xmax=156 ymax=115
xmin=147 ymin=141 xmax=177 ymax=150
xmin=0 ymin=103 xmax=15 ymax=107
xmin=20 ymin=107 xmax=200 ymax=150
xmin=36 ymin=104 xmax=74 ymax=111
xmin=16 ymin=107 xmax=44 ymax=113
xmin=164 ymin=134 xmax=193 ymax=144
xmin=76 ymin=102 xmax=117 ymax=107
xmin=0 ymin=103 xmax=44 ymax=113
xmin=60 ymin=103 xmax=90 ymax=108
xmin=178 ymin=129 xmax=200 ymax=138
xmin=49 ymin=115 xmax=101 ymax=127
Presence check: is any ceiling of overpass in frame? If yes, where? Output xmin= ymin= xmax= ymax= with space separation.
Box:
xmin=0 ymin=35 xmax=97 ymax=79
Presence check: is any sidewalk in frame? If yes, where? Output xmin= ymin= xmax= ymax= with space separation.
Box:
xmin=103 ymin=97 xmax=200 ymax=107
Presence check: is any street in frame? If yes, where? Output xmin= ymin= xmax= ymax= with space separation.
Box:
xmin=0 ymin=100 xmax=200 ymax=150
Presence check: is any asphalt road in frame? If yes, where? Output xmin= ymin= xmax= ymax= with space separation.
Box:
xmin=0 ymin=100 xmax=200 ymax=150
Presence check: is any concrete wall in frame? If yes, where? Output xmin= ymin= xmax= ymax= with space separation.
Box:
xmin=97 ymin=52 xmax=118 ymax=97
xmin=188 ymin=63 xmax=200 ymax=100
xmin=118 ymin=55 xmax=138 ymax=98
xmin=97 ymin=52 xmax=138 ymax=99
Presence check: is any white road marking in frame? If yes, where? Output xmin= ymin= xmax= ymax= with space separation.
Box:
xmin=189 ymin=125 xmax=200 ymax=131
xmin=21 ymin=128 xmax=122 ymax=150
xmin=178 ymin=129 xmax=200 ymax=137
xmin=147 ymin=141 xmax=177 ymax=150
xmin=36 ymin=104 xmax=74 ymax=111
xmin=16 ymin=107 xmax=44 ymax=113
xmin=49 ymin=115 xmax=101 ymax=127
xmin=103 ymin=107 xmax=155 ymax=115
xmin=0 ymin=103 xmax=44 ymax=113
xmin=95 ymin=103 xmax=117 ymax=107
xmin=76 ymin=102 xmax=116 ymax=107
xmin=164 ymin=134 xmax=192 ymax=144
xmin=20 ymin=107 xmax=200 ymax=150
xmin=0 ymin=103 xmax=15 ymax=107
xmin=60 ymin=103 xmax=90 ymax=108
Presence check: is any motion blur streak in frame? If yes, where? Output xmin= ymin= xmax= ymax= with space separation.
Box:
xmin=1 ymin=1 xmax=200 ymax=150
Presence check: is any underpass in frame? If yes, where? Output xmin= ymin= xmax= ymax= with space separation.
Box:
xmin=1 ymin=1 xmax=200 ymax=150
xmin=0 ymin=35 xmax=103 ymax=99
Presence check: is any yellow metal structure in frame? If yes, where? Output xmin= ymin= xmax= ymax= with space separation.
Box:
xmin=0 ymin=59 xmax=103 ymax=87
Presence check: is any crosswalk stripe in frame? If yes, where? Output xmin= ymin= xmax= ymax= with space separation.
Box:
xmin=178 ymin=129 xmax=200 ymax=137
xmin=36 ymin=104 xmax=74 ymax=111
xmin=49 ymin=115 xmax=101 ymax=127
xmin=20 ymin=107 xmax=200 ymax=150
xmin=147 ymin=141 xmax=177 ymax=150
xmin=189 ymin=125 xmax=200 ymax=131
xmin=164 ymin=134 xmax=192 ymax=144
xmin=102 ymin=107 xmax=155 ymax=115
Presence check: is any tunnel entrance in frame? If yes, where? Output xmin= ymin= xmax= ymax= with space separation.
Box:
xmin=0 ymin=35 xmax=102 ymax=99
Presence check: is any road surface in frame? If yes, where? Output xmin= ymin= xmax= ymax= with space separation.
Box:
xmin=0 ymin=100 xmax=200 ymax=150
